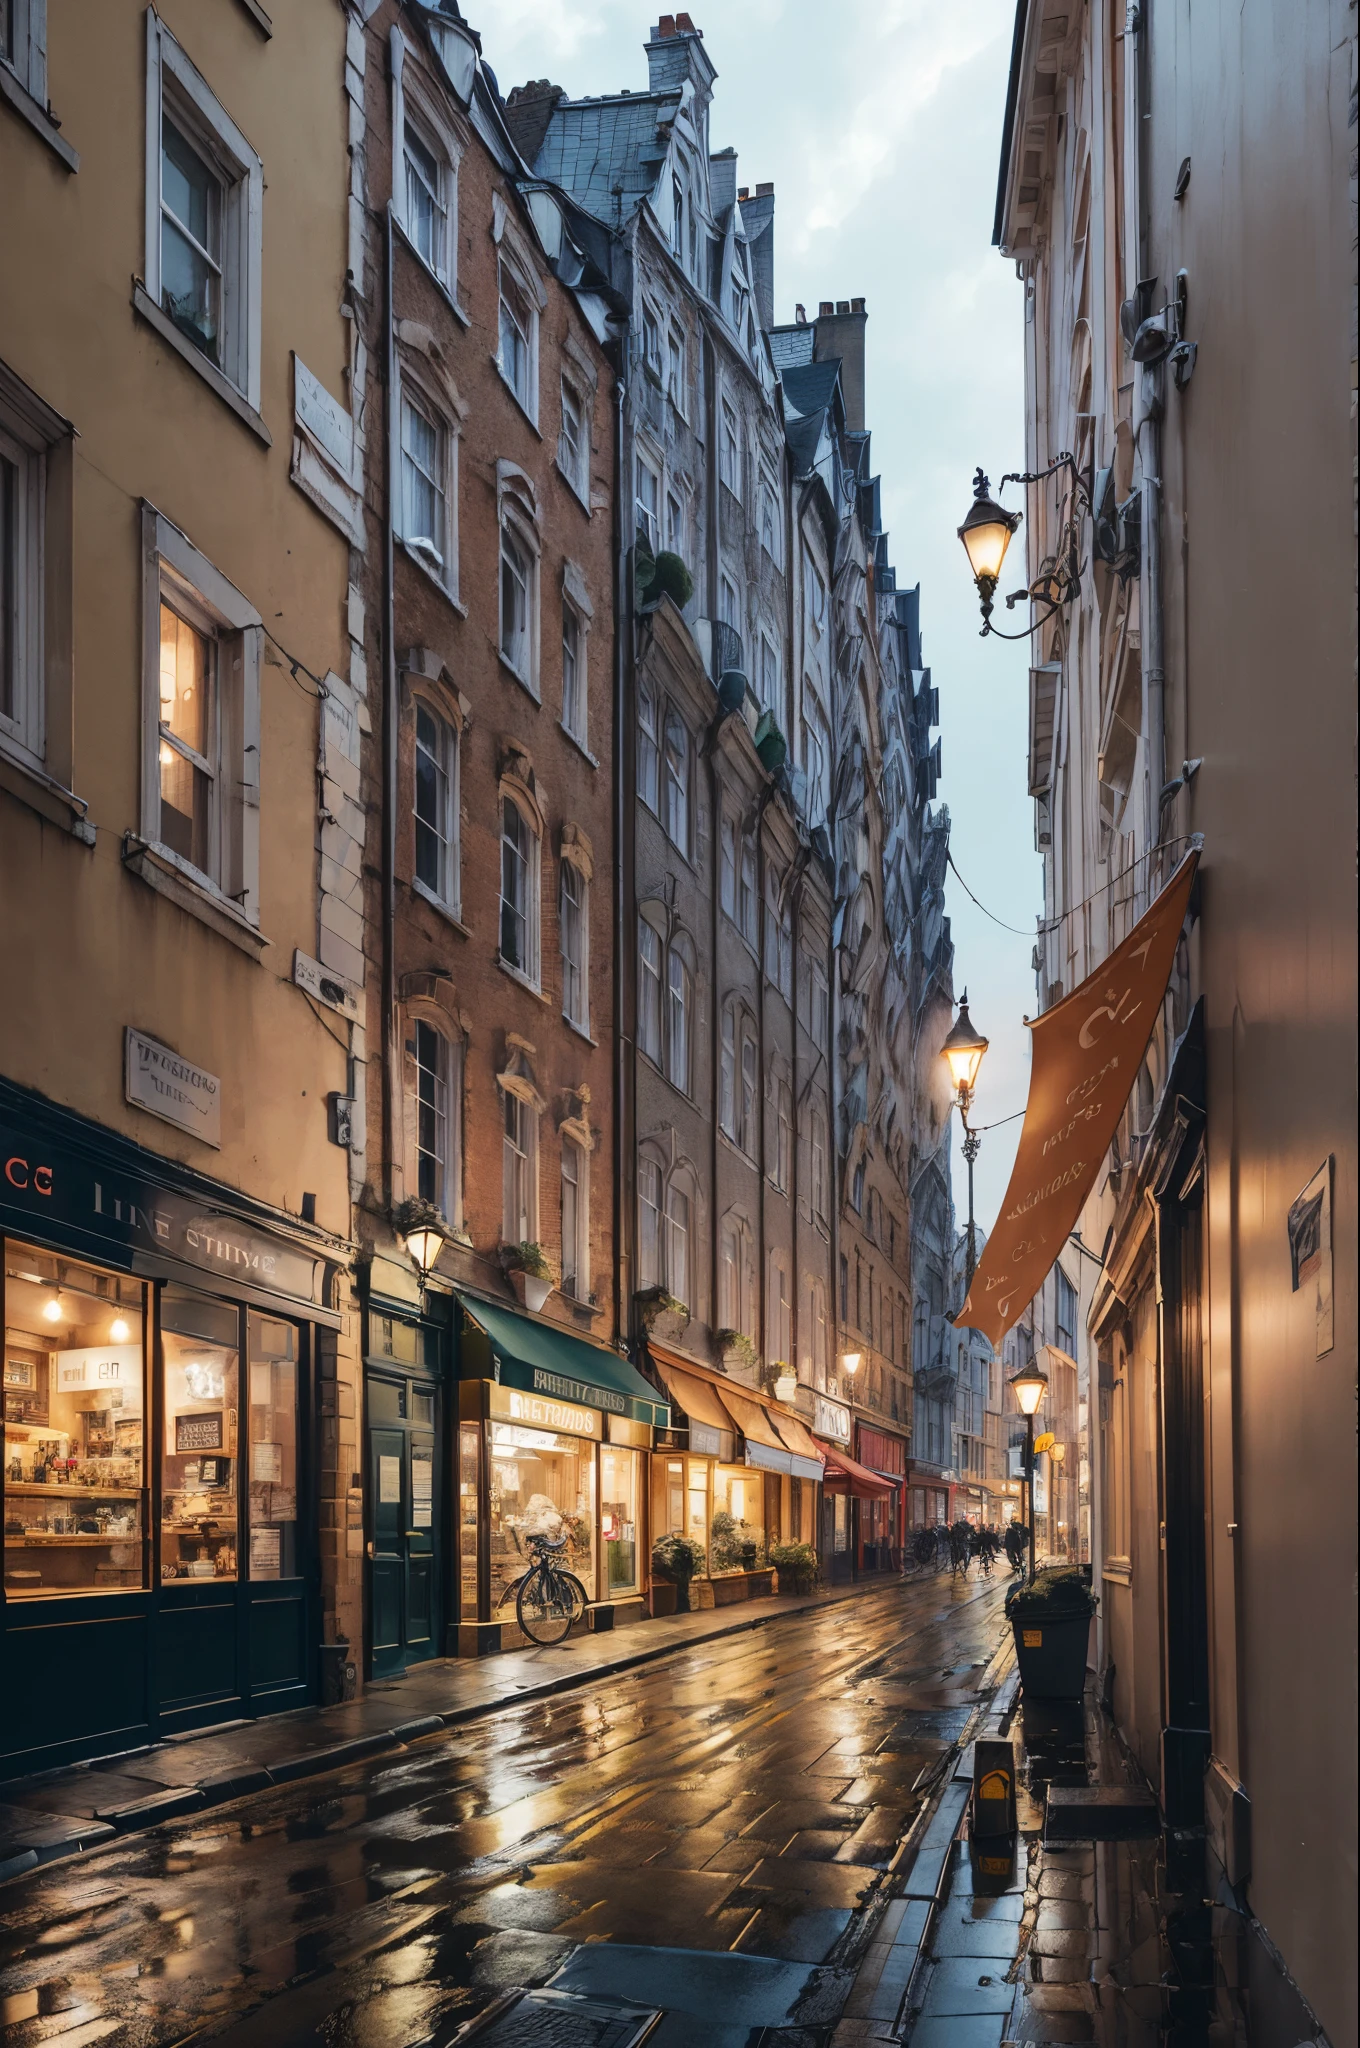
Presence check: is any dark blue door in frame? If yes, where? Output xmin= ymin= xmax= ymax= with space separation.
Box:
xmin=366 ymin=1371 xmax=440 ymax=1676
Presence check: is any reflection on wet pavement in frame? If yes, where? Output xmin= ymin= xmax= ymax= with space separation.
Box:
xmin=0 ymin=1573 xmax=1008 ymax=2045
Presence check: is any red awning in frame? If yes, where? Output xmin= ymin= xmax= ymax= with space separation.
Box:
xmin=820 ymin=1441 xmax=897 ymax=1498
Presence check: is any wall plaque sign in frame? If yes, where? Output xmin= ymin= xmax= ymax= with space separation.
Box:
xmin=125 ymin=1030 xmax=221 ymax=1148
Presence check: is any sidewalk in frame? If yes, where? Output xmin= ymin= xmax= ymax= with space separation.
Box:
xmin=0 ymin=1575 xmax=896 ymax=1884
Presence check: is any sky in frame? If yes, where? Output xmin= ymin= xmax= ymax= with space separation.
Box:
xmin=477 ymin=0 xmax=1043 ymax=1231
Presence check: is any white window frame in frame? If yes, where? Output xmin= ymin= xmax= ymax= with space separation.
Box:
xmin=641 ymin=299 xmax=664 ymax=379
xmin=0 ymin=402 xmax=44 ymax=767
xmin=665 ymin=486 xmax=685 ymax=557
xmin=637 ymin=675 xmax=660 ymax=812
xmin=811 ymin=1108 xmax=829 ymax=1222
xmin=560 ymin=591 xmax=587 ymax=749
xmin=502 ymin=1087 xmax=539 ymax=1246
xmin=412 ymin=1015 xmax=459 ymax=1221
xmin=719 ymin=572 xmax=739 ymax=631
xmin=740 ymin=1018 xmax=758 ymax=1160
xmin=497 ymin=252 xmax=539 ymax=423
xmin=719 ymin=1004 xmax=737 ymax=1139
xmin=557 ymin=374 xmax=589 ymax=504
xmin=560 ymin=853 xmax=589 ymax=1035
xmin=143 ymin=12 xmax=263 ymax=413
xmin=666 ymin=945 xmax=691 ymax=1096
xmin=774 ymin=1079 xmax=792 ymax=1194
xmin=560 ymin=1138 xmax=589 ymax=1301
xmin=499 ymin=503 xmax=539 ymax=695
xmin=635 ymin=449 xmax=661 ymax=553
xmin=759 ymin=631 xmax=780 ymax=713
xmin=719 ymin=394 xmax=741 ymax=496
xmin=666 ymin=323 xmax=687 ymax=416
xmin=140 ymin=504 xmax=261 ymax=926
xmin=768 ymin=1253 xmax=792 ymax=1367
xmin=764 ymin=868 xmax=792 ymax=999
xmin=499 ymin=789 xmax=541 ymax=989
xmin=638 ymin=1154 xmax=662 ymax=1291
xmin=638 ymin=916 xmax=664 ymax=1066
xmin=739 ymin=834 xmax=758 ymax=948
xmin=759 ymin=468 xmax=780 ymax=562
xmin=398 ymin=383 xmax=459 ymax=597
xmin=662 ymin=702 xmax=690 ymax=857
xmin=664 ymin=1177 xmax=691 ymax=1309
xmin=719 ymin=810 xmax=738 ymax=921
xmin=412 ymin=692 xmax=460 ymax=918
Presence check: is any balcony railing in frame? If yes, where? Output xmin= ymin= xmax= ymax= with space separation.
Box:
xmin=708 ymin=618 xmax=744 ymax=683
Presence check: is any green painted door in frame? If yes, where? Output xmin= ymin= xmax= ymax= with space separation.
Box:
xmin=366 ymin=1371 xmax=441 ymax=1676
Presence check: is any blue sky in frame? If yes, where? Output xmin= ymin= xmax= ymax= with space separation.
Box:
xmin=479 ymin=0 xmax=1042 ymax=1230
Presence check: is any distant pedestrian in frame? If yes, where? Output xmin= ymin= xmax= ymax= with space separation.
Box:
xmin=950 ymin=1520 xmax=972 ymax=1574
xmin=975 ymin=1526 xmax=999 ymax=1574
xmin=1004 ymin=1522 xmax=1026 ymax=1573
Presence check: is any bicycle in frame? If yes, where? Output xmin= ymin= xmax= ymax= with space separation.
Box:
xmin=497 ymin=1532 xmax=589 ymax=1645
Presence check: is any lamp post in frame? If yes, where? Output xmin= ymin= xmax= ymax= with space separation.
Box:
xmin=1009 ymin=1356 xmax=1048 ymax=1584
xmin=1049 ymin=1440 xmax=1067 ymax=1558
xmin=941 ymin=992 xmax=989 ymax=1293
xmin=957 ymin=457 xmax=1094 ymax=640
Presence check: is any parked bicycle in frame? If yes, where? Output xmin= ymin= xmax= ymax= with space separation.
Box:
xmin=496 ymin=1532 xmax=588 ymax=1645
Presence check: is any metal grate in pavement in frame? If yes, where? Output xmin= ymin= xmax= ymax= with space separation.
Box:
xmin=456 ymin=1987 xmax=662 ymax=2046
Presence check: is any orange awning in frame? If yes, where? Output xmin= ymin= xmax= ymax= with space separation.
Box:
xmin=717 ymin=1387 xmax=787 ymax=1453
xmin=652 ymin=1358 xmax=733 ymax=1436
xmin=769 ymin=1408 xmax=826 ymax=1469
xmin=959 ymin=847 xmax=1200 ymax=1347
xmin=820 ymin=1441 xmax=896 ymax=1498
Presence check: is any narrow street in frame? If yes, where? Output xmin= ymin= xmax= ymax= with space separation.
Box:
xmin=0 ymin=1573 xmax=1007 ymax=2045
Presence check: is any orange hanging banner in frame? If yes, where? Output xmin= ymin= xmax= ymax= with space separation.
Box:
xmin=959 ymin=846 xmax=1200 ymax=1346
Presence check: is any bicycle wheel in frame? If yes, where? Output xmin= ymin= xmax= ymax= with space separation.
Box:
xmin=517 ymin=1566 xmax=574 ymax=1645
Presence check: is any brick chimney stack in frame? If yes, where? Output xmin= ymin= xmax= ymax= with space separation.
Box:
xmin=813 ymin=295 xmax=868 ymax=434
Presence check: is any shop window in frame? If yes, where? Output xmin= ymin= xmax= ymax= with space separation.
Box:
xmin=458 ymin=1419 xmax=479 ymax=1619
xmin=486 ymin=1419 xmax=595 ymax=1613
xmin=833 ymin=1493 xmax=850 ymax=1553
xmin=712 ymin=1466 xmax=764 ymax=1573
xmin=3 ymin=1243 xmax=146 ymax=1599
xmin=601 ymin=1443 xmax=640 ymax=1595
xmin=161 ymin=1286 xmax=240 ymax=1583
xmin=246 ymin=1315 xmax=297 ymax=1580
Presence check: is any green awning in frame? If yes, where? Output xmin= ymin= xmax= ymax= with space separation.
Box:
xmin=456 ymin=1292 xmax=669 ymax=1428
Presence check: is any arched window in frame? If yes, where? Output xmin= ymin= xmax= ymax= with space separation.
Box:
xmin=414 ymin=698 xmax=459 ymax=913
xmin=638 ymin=916 xmax=663 ymax=1063
xmin=500 ymin=795 xmax=540 ymax=985
xmin=719 ymin=1214 xmax=755 ymax=1337
xmin=666 ymin=948 xmax=690 ymax=1093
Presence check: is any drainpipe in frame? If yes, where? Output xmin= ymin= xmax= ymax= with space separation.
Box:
xmin=612 ymin=348 xmax=630 ymax=1347
xmin=381 ymin=204 xmax=398 ymax=1208
xmin=1131 ymin=1 xmax=1165 ymax=902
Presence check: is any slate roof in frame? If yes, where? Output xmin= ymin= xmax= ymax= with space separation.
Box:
xmin=780 ymin=359 xmax=841 ymax=420
xmin=784 ymin=413 xmax=825 ymax=476
xmin=531 ymin=93 xmax=679 ymax=223
xmin=767 ymin=325 xmax=815 ymax=373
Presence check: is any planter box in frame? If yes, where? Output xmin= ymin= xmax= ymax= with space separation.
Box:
xmin=647 ymin=1582 xmax=678 ymax=1619
xmin=746 ymin=1569 xmax=775 ymax=1597
xmin=709 ymin=1574 xmax=750 ymax=1607
xmin=775 ymin=1569 xmax=815 ymax=1598
xmin=1011 ymin=1610 xmax=1092 ymax=1700
xmin=508 ymin=1269 xmax=552 ymax=1313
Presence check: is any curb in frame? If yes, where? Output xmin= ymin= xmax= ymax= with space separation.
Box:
xmin=1 ymin=1574 xmax=925 ymax=1885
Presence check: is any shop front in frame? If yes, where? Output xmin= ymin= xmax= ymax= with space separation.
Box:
xmin=1 ymin=1082 xmax=342 ymax=1779
xmin=811 ymin=1389 xmax=855 ymax=1582
xmin=648 ymin=1349 xmax=824 ymax=1608
xmin=906 ymin=1469 xmax=951 ymax=1533
xmin=854 ymin=1423 xmax=908 ymax=1571
xmin=820 ymin=1438 xmax=897 ymax=1579
xmin=452 ymin=1292 xmax=666 ymax=1653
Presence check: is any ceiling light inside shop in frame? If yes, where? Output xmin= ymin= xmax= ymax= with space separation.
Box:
xmin=42 ymin=1294 xmax=63 ymax=1323
xmin=110 ymin=1317 xmax=132 ymax=1342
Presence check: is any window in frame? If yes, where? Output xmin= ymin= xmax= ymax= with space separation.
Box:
xmin=774 ymin=1080 xmax=792 ymax=1193
xmin=401 ymin=393 xmax=449 ymax=575
xmin=0 ymin=408 xmax=42 ymax=763
xmin=561 ymin=598 xmax=586 ymax=744
xmin=160 ymin=1286 xmax=240 ymax=1582
xmin=720 ymin=398 xmax=740 ymax=494
xmin=560 ymin=858 xmax=589 ymax=1033
xmin=498 ymin=260 xmax=536 ymax=416
xmin=664 ymin=1182 xmax=690 ymax=1307
xmin=804 ymin=702 xmax=831 ymax=821
xmin=560 ymin=1141 xmax=587 ymax=1300
xmin=764 ymin=869 xmax=792 ymax=998
xmin=719 ymin=1006 xmax=737 ymax=1139
xmin=404 ymin=119 xmax=451 ymax=283
xmin=499 ymin=519 xmax=536 ymax=687
xmin=720 ymin=812 xmax=738 ymax=919
xmin=635 ymin=453 xmax=661 ymax=552
xmin=805 ymin=555 xmax=828 ymax=637
xmin=662 ymin=706 xmax=690 ymax=856
xmin=667 ymin=949 xmax=690 ymax=1094
xmin=638 ymin=918 xmax=663 ymax=1064
xmin=759 ymin=471 xmax=779 ymax=559
xmin=145 ymin=508 xmax=262 ymax=918
xmin=721 ymin=813 xmax=757 ymax=944
xmin=810 ymin=957 xmax=829 ymax=1044
xmin=642 ymin=302 xmax=662 ymax=376
xmin=667 ymin=325 xmax=687 ymax=413
xmin=851 ymin=1160 xmax=865 ymax=1212
xmin=414 ymin=1019 xmax=452 ymax=1212
xmin=740 ymin=1023 xmax=758 ymax=1158
xmin=671 ymin=174 xmax=685 ymax=259
xmin=248 ymin=1314 xmax=300 ymax=1580
xmin=558 ymin=378 xmax=587 ymax=498
xmin=1 ymin=0 xmax=45 ymax=107
xmin=1056 ymin=1268 xmax=1078 ymax=1357
xmin=719 ymin=572 xmax=739 ymax=631
xmin=811 ymin=1280 xmax=829 ymax=1387
xmin=665 ymin=489 xmax=685 ymax=557
xmin=739 ymin=836 xmax=758 ymax=946
xmin=145 ymin=15 xmax=263 ymax=408
xmin=503 ymin=1091 xmax=537 ymax=1244
xmin=414 ymin=701 xmax=459 ymax=912
xmin=499 ymin=797 xmax=539 ymax=985
xmin=638 ymin=1158 xmax=662 ymax=1290
xmin=811 ymin=1110 xmax=828 ymax=1222
xmin=768 ymin=1257 xmax=792 ymax=1367
xmin=637 ymin=677 xmax=660 ymax=811
xmin=719 ymin=1221 xmax=755 ymax=1337
xmin=759 ymin=633 xmax=779 ymax=712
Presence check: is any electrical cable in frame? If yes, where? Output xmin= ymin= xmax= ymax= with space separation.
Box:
xmin=947 ymin=832 xmax=1198 ymax=944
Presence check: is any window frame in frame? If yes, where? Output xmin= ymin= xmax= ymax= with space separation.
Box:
xmin=638 ymin=1154 xmax=663 ymax=1292
xmin=140 ymin=504 xmax=261 ymax=928
xmin=557 ymin=374 xmax=589 ymax=504
xmin=719 ymin=395 xmax=741 ymax=497
xmin=0 ymin=406 xmax=44 ymax=767
xmin=412 ymin=692 xmax=461 ymax=918
xmin=759 ymin=467 xmax=780 ymax=563
xmin=498 ymin=503 xmax=539 ymax=694
xmin=637 ymin=675 xmax=660 ymax=812
xmin=662 ymin=703 xmax=691 ymax=858
xmin=501 ymin=1087 xmax=539 ymax=1246
xmin=635 ymin=448 xmax=661 ymax=554
xmin=641 ymin=300 xmax=663 ymax=380
xmin=759 ymin=631 xmax=780 ymax=714
xmin=559 ymin=1137 xmax=590 ymax=1301
xmin=398 ymin=381 xmax=459 ymax=598
xmin=497 ymin=252 xmax=539 ymax=423
xmin=666 ymin=946 xmax=691 ymax=1097
xmin=764 ymin=867 xmax=792 ymax=1000
xmin=666 ymin=322 xmax=687 ymax=416
xmin=143 ymin=12 xmax=263 ymax=414
xmin=400 ymin=108 xmax=457 ymax=290
xmin=560 ymin=853 xmax=590 ymax=1036
xmin=412 ymin=1015 xmax=460 ymax=1220
xmin=559 ymin=573 xmax=591 ymax=750
xmin=498 ymin=790 xmax=541 ymax=989
xmin=638 ymin=916 xmax=664 ymax=1067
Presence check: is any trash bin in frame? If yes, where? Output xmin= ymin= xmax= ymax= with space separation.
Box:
xmin=1006 ymin=1569 xmax=1096 ymax=1701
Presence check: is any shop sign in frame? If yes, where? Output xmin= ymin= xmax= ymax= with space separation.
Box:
xmin=56 ymin=1345 xmax=139 ymax=1389
xmin=689 ymin=1421 xmax=726 ymax=1458
xmin=487 ymin=1381 xmax=601 ymax=1440
xmin=0 ymin=1108 xmax=325 ymax=1309
xmin=814 ymin=1394 xmax=852 ymax=1443
xmin=125 ymin=1030 xmax=221 ymax=1148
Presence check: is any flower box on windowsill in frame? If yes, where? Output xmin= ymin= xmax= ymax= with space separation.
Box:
xmin=508 ymin=1269 xmax=552 ymax=1314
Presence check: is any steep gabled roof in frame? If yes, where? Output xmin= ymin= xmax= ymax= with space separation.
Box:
xmin=780 ymin=358 xmax=841 ymax=420
xmin=530 ymin=92 xmax=680 ymax=222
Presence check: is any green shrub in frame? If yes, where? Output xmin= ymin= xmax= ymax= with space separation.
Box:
xmin=652 ymin=1533 xmax=705 ymax=1579
xmin=1005 ymin=1566 xmax=1096 ymax=1619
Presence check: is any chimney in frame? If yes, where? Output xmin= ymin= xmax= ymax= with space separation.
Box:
xmin=741 ymin=180 xmax=776 ymax=329
xmin=709 ymin=143 xmax=738 ymax=215
xmin=503 ymin=80 xmax=565 ymax=168
xmin=813 ymin=295 xmax=868 ymax=433
xmin=645 ymin=14 xmax=716 ymax=122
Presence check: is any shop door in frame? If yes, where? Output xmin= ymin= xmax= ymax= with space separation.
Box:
xmin=1159 ymin=1165 xmax=1211 ymax=1824
xmin=367 ymin=1371 xmax=440 ymax=1677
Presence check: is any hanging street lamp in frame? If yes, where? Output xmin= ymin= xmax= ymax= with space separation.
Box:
xmin=958 ymin=456 xmax=1094 ymax=640
xmin=942 ymin=992 xmax=989 ymax=1293
xmin=1009 ymin=1355 xmax=1049 ymax=1584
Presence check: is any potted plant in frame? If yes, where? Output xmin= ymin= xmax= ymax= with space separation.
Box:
xmin=635 ymin=1285 xmax=689 ymax=1334
xmin=715 ymin=1328 xmax=757 ymax=1375
xmin=1005 ymin=1566 xmax=1098 ymax=1700
xmin=651 ymin=1533 xmax=704 ymax=1613
xmin=770 ymin=1541 xmax=819 ymax=1597
xmin=501 ymin=1241 xmax=553 ymax=1313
